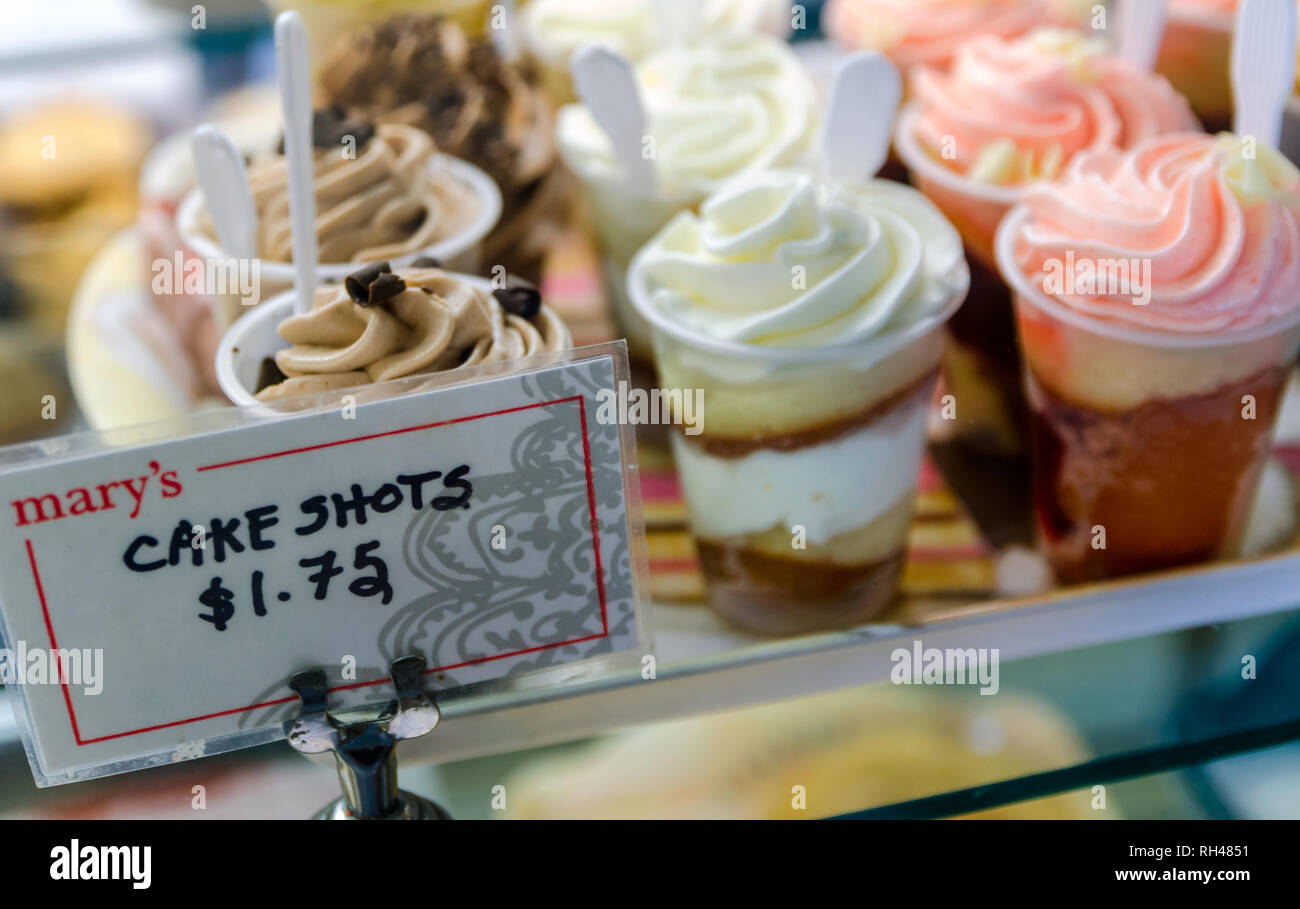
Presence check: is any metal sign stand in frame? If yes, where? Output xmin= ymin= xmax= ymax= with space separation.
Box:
xmin=284 ymin=654 xmax=452 ymax=819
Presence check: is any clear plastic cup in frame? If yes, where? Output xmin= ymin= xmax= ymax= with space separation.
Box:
xmin=173 ymin=153 xmax=500 ymax=389
xmin=627 ymin=255 xmax=968 ymax=635
xmin=996 ymin=205 xmax=1300 ymax=584
xmin=556 ymin=137 xmax=696 ymax=366
xmin=1154 ymin=2 xmax=1236 ymax=132
xmin=894 ymin=102 xmax=1027 ymax=453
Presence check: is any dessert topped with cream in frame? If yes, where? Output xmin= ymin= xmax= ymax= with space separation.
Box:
xmin=556 ymin=33 xmax=818 ymax=200
xmin=521 ymin=0 xmax=791 ymax=70
xmin=633 ymin=169 xmax=967 ymax=349
xmin=909 ymin=29 xmax=1200 ymax=187
xmin=1006 ymin=132 xmax=1300 ymax=334
xmin=317 ymin=14 xmax=555 ymax=215
xmin=825 ymin=0 xmax=1080 ymax=70
xmin=237 ymin=113 xmax=482 ymax=264
xmin=255 ymin=261 xmax=571 ymax=401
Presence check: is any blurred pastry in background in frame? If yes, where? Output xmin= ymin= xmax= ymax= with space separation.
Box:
xmin=0 ymin=99 xmax=149 ymax=337
xmin=262 ymin=0 xmax=491 ymax=77
xmin=506 ymin=685 xmax=1107 ymax=819
xmin=317 ymin=13 xmax=563 ymax=281
xmin=824 ymin=0 xmax=1088 ymax=75
xmin=518 ymin=0 xmax=793 ymax=104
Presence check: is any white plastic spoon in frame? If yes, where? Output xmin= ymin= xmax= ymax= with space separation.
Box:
xmin=571 ymin=43 xmax=657 ymax=194
xmin=191 ymin=124 xmax=257 ymax=261
xmin=1232 ymin=0 xmax=1298 ymax=146
xmin=822 ymin=51 xmax=903 ymax=184
xmin=1116 ymin=0 xmax=1167 ymax=72
xmin=273 ymin=10 xmax=318 ymax=316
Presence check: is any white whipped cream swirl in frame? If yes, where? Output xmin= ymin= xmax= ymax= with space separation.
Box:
xmin=556 ymin=34 xmax=817 ymax=199
xmin=633 ymin=170 xmax=967 ymax=347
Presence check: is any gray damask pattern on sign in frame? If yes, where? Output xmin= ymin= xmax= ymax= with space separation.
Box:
xmin=239 ymin=356 xmax=635 ymax=728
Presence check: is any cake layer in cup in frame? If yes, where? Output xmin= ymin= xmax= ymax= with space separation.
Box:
xmin=1025 ymin=359 xmax=1290 ymax=583
xmin=670 ymin=374 xmax=933 ymax=544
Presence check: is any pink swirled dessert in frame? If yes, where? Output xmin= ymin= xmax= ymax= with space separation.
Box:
xmin=908 ymin=30 xmax=1199 ymax=189
xmin=824 ymin=0 xmax=1082 ymax=71
xmin=895 ymin=28 xmax=1199 ymax=455
xmin=996 ymin=132 xmax=1300 ymax=583
xmin=1010 ymin=133 xmax=1300 ymax=336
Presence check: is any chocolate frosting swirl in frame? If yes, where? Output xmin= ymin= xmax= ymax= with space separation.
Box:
xmin=256 ymin=266 xmax=572 ymax=401
xmin=246 ymin=122 xmax=480 ymax=264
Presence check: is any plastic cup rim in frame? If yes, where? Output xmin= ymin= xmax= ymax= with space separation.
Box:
xmin=214 ymin=271 xmax=497 ymax=407
xmin=994 ymin=204 xmax=1300 ymax=349
xmin=175 ymin=152 xmax=503 ymax=280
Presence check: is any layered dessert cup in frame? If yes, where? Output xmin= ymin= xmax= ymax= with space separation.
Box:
xmin=628 ymin=169 xmax=969 ymax=635
xmin=175 ymin=116 xmax=500 ymax=393
xmin=1155 ymin=0 xmax=1238 ymax=133
xmin=217 ymin=260 xmax=571 ymax=406
xmin=894 ymin=29 xmax=1199 ymax=454
xmin=557 ymin=33 xmax=819 ymax=367
xmin=315 ymin=13 xmax=566 ymax=282
xmin=996 ymin=132 xmax=1300 ymax=583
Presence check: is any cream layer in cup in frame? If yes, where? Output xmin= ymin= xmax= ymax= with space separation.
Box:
xmin=520 ymin=0 xmax=792 ymax=104
xmin=217 ymin=261 xmax=571 ymax=406
xmin=177 ymin=118 xmax=501 ymax=335
xmin=557 ymin=33 xmax=818 ymax=364
xmin=996 ymin=132 xmax=1300 ymax=583
xmin=628 ymin=169 xmax=969 ymax=635
xmin=895 ymin=27 xmax=1199 ymax=452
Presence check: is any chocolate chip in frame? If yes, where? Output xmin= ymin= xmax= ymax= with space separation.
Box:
xmin=367 ymin=272 xmax=407 ymax=304
xmin=312 ymin=108 xmax=345 ymax=148
xmin=338 ymin=121 xmax=375 ymax=149
xmin=493 ymin=276 xmax=541 ymax=320
xmin=256 ymin=357 xmax=287 ymax=393
xmin=344 ymin=261 xmax=392 ymax=303
xmin=411 ymin=256 xmax=443 ymax=268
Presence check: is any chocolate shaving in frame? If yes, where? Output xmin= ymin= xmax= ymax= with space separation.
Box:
xmin=367 ymin=272 xmax=407 ymax=304
xmin=311 ymin=106 xmax=376 ymax=151
xmin=411 ymin=256 xmax=443 ymax=268
xmin=344 ymin=261 xmax=393 ymax=303
xmin=256 ymin=357 xmax=287 ymax=393
xmin=493 ymin=276 xmax=541 ymax=321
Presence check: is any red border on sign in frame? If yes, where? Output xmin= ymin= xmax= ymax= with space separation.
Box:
xmin=26 ymin=396 xmax=610 ymax=746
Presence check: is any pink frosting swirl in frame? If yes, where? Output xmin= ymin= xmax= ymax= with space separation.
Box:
xmin=911 ymin=30 xmax=1200 ymax=186
xmin=1007 ymin=132 xmax=1300 ymax=333
xmin=826 ymin=0 xmax=1069 ymax=70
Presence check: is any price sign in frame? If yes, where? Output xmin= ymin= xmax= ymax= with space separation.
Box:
xmin=0 ymin=347 xmax=646 ymax=785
